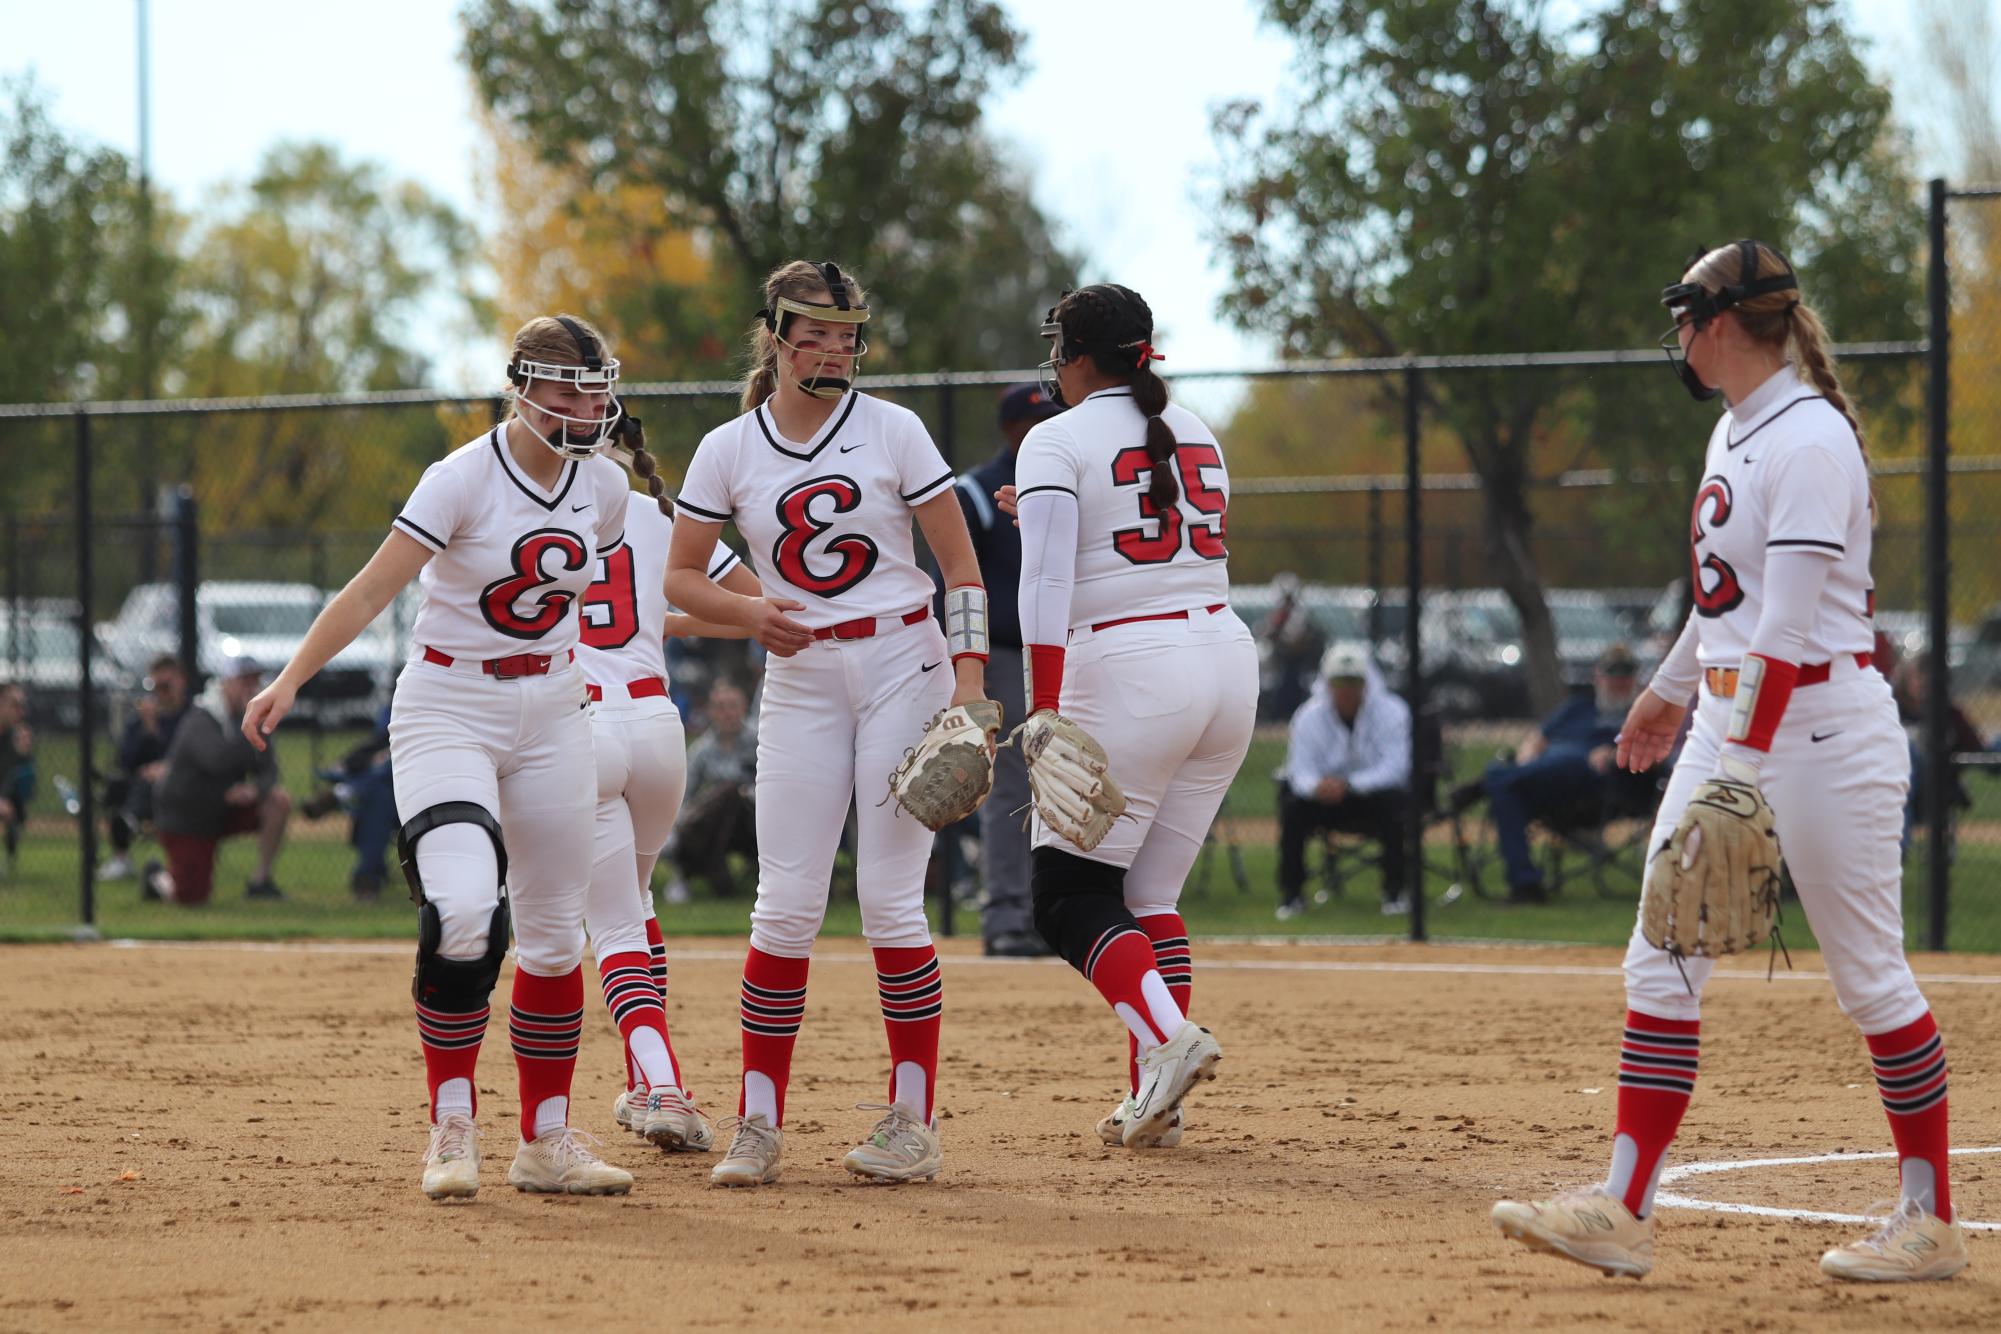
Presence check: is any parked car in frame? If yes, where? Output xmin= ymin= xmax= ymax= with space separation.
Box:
xmin=1957 ymin=604 xmax=2001 ymax=694
xmin=100 ymin=582 xmax=394 ymax=727
xmin=0 ymin=601 xmax=128 ymax=728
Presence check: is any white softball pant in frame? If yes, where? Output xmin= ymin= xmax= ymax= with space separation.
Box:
xmin=389 ymin=657 xmax=595 ymax=977
xmin=1623 ymin=656 xmax=1928 ymax=1035
xmin=1032 ymin=606 xmax=1260 ymax=916
xmin=586 ymin=697 xmax=687 ymax=964
xmin=749 ymin=617 xmax=952 ymax=957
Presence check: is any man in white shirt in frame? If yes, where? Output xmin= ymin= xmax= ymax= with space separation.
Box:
xmin=1278 ymin=643 xmax=1412 ymax=917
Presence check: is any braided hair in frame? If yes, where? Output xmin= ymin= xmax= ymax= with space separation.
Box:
xmin=1049 ymin=284 xmax=1178 ymax=507
xmin=610 ymin=410 xmax=673 ymax=517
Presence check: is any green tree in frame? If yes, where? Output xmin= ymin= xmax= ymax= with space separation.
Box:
xmin=1213 ymin=0 xmax=1920 ymax=710
xmin=461 ymin=0 xmax=1078 ymax=373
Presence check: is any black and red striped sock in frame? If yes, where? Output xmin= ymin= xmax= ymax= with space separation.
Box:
xmin=1867 ymin=1011 xmax=1953 ymax=1221
xmin=1605 ymin=1009 xmax=1699 ymax=1218
xmin=509 ymin=966 xmax=585 ymax=1142
xmin=598 ymin=950 xmax=678 ymax=1092
xmin=1085 ymin=925 xmax=1181 ymax=1050
xmin=738 ymin=947 xmax=810 ymax=1125
xmin=1130 ymin=914 xmax=1192 ymax=1093
xmin=415 ymin=999 xmax=488 ymax=1122
xmin=874 ymin=945 xmax=943 ymax=1120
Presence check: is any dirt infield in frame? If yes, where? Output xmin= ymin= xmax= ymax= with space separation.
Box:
xmin=2 ymin=939 xmax=1997 ymax=1332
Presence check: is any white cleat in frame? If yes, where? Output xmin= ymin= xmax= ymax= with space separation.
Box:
xmin=709 ymin=1114 xmax=784 ymax=1187
xmin=613 ymin=1089 xmax=641 ymax=1134
xmin=1097 ymin=1095 xmax=1182 ymax=1148
xmin=1819 ymin=1200 xmax=1969 ymax=1282
xmin=505 ymin=1127 xmax=633 ymax=1196
xmin=421 ymin=1112 xmax=480 ymax=1201
xmin=843 ymin=1102 xmax=943 ymax=1183
xmin=1492 ymin=1185 xmax=1655 ymax=1279
xmin=1125 ymin=1022 xmax=1220 ymax=1148
xmin=640 ymin=1086 xmax=715 ymax=1152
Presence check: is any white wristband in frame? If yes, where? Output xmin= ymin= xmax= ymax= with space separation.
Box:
xmin=944 ymin=585 xmax=989 ymax=662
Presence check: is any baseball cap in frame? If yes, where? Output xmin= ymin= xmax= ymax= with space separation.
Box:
xmin=998 ymin=384 xmax=1064 ymax=426
xmin=1321 ymin=642 xmax=1370 ymax=682
xmin=217 ymin=654 xmax=264 ymax=682
xmin=1596 ymin=643 xmax=1637 ymax=677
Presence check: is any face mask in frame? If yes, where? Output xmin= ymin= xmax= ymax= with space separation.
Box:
xmin=758 ymin=262 xmax=870 ymax=400
xmin=1656 ymin=239 xmax=1798 ymax=403
xmin=508 ymin=315 xmax=621 ymax=458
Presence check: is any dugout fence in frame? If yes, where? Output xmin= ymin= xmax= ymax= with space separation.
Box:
xmin=1 ymin=181 xmax=1995 ymax=952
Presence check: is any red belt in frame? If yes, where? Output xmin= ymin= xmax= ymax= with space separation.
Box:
xmin=811 ymin=607 xmax=931 ymax=642
xmin=1703 ymin=651 xmax=1871 ymax=698
xmin=1090 ymin=603 xmax=1227 ymax=634
xmin=586 ymin=676 xmax=668 ymax=703
xmin=423 ymin=646 xmax=574 ymax=679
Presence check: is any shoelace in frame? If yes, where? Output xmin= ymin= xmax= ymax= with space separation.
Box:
xmin=718 ymin=1117 xmax=776 ymax=1161
xmin=542 ymin=1126 xmax=609 ymax=1169
xmin=1851 ymin=1199 xmax=1923 ymax=1253
xmin=852 ymin=1102 xmax=922 ymax=1147
xmin=427 ymin=1114 xmax=478 ymax=1163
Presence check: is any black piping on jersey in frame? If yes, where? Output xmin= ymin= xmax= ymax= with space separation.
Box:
xmin=1015 ymin=484 xmax=1077 ymax=500
xmin=675 ymin=496 xmax=732 ymax=523
xmin=754 ymin=391 xmax=860 ymax=462
xmin=488 ymin=427 xmax=579 ymax=510
xmin=901 ymin=470 xmax=955 ymax=503
xmin=596 ymin=530 xmax=625 ymax=555
xmin=1725 ymin=395 xmax=1826 ymax=451
xmin=1767 ymin=538 xmax=1846 ymax=553
xmin=393 ymin=514 xmax=446 ymax=551
xmin=1081 ymin=388 xmax=1133 ymax=402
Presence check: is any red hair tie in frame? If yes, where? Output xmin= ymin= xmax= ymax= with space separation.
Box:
xmin=1133 ymin=342 xmax=1164 ymax=369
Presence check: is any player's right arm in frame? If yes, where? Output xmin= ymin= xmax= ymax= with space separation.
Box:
xmin=662 ymin=563 xmax=765 ymax=641
xmin=243 ymin=530 xmax=433 ymax=749
xmin=664 ymin=517 xmax=811 ymax=657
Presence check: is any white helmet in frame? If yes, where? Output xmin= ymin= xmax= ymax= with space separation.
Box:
xmin=509 ymin=315 xmax=622 ymax=459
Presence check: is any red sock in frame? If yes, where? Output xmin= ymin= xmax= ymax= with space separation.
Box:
xmin=1867 ymin=1012 xmax=1953 ymax=1221
xmin=1606 ymin=1010 xmax=1699 ymax=1218
xmin=620 ymin=916 xmax=670 ymax=1092
xmin=414 ymin=999 xmax=488 ymax=1122
xmin=1131 ymin=914 xmax=1192 ymax=1093
xmin=598 ymin=950 xmax=676 ymax=1092
xmin=738 ymin=947 xmax=810 ymax=1124
xmin=874 ymin=945 xmax=943 ymax=1120
xmin=509 ymin=966 xmax=585 ymax=1142
xmin=1086 ymin=926 xmax=1177 ymax=1046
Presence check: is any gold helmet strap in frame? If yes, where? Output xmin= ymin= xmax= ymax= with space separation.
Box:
xmin=760 ymin=263 xmax=870 ymax=400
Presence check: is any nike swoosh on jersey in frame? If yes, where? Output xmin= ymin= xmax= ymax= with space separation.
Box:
xmin=920 ymin=661 xmax=941 ymax=673
xmin=839 ymin=440 xmax=872 ymax=453
xmin=571 ymin=502 xmax=591 ymax=512
xmin=1811 ymin=730 xmax=1842 ymax=742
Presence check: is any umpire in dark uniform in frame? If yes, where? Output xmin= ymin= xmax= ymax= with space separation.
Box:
xmin=957 ymin=384 xmax=1063 ymax=956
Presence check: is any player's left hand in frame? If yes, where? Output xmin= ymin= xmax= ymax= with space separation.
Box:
xmin=995 ymin=485 xmax=1018 ymax=521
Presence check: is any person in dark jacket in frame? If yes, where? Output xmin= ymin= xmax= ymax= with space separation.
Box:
xmin=98 ymin=654 xmax=188 ymax=882
xmin=954 ymin=383 xmax=1064 ymax=957
xmin=0 ymin=682 xmax=32 ymax=875
xmin=144 ymin=656 xmax=292 ymax=905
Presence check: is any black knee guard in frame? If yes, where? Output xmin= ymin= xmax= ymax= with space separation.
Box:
xmin=1031 ymin=846 xmax=1138 ymax=976
xmin=397 ymin=800 xmax=508 ymax=905
xmin=399 ymin=801 xmax=511 ymax=1009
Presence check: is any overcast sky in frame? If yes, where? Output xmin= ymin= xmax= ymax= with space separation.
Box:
xmin=1 ymin=0 xmax=1969 ymax=392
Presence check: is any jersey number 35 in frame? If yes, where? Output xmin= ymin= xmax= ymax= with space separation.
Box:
xmin=1111 ymin=443 xmax=1228 ymax=566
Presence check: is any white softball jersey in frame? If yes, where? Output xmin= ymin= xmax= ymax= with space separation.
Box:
xmin=1013 ymin=387 xmax=1232 ymax=631
xmin=674 ymin=391 xmax=956 ymax=629
xmin=577 ymin=489 xmax=743 ymax=691
xmin=1686 ymin=367 xmax=1876 ymax=669
xmin=392 ymin=428 xmax=629 ymax=661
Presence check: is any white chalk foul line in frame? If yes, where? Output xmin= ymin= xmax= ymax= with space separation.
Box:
xmin=1655 ymin=1147 xmax=2001 ymax=1231
xmin=99 ymin=938 xmax=2001 ymax=988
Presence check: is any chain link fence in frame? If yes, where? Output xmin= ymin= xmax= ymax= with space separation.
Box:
xmin=3 ymin=193 xmax=1995 ymax=948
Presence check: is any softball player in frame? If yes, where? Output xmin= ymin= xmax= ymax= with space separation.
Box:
xmin=1493 ymin=242 xmax=1964 ymax=1282
xmin=663 ymin=260 xmax=991 ymax=1187
xmin=244 ymin=315 xmax=641 ymax=1201
xmin=1012 ymin=284 xmax=1258 ymax=1150
xmin=577 ymin=432 xmax=763 ymax=1154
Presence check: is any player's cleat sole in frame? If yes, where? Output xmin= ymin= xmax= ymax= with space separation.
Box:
xmin=640 ymin=1086 xmax=714 ymax=1152
xmin=422 ymin=1113 xmax=480 ymax=1201
xmin=505 ymin=1128 xmax=633 ymax=1195
xmin=1819 ymin=1201 xmax=1969 ymax=1282
xmin=1124 ymin=1023 xmax=1220 ymax=1148
xmin=842 ymin=1103 xmax=942 ymax=1183
xmin=1097 ymin=1096 xmax=1182 ymax=1148
xmin=709 ymin=1114 xmax=783 ymax=1187
xmin=1492 ymin=1188 xmax=1654 ymax=1279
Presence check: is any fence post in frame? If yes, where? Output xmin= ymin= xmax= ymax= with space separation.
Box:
xmin=1367 ymin=484 xmax=1384 ymax=641
xmin=1403 ymin=365 xmax=1426 ymax=944
xmin=75 ymin=412 xmax=99 ymax=934
xmin=1924 ymin=177 xmax=1951 ymax=953
xmin=172 ymin=487 xmax=200 ymax=689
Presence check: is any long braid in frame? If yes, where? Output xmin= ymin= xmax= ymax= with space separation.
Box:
xmin=1057 ymin=284 xmax=1179 ymax=506
xmin=613 ymin=412 xmax=673 ymax=517
xmin=1786 ymin=302 xmax=1867 ymax=464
